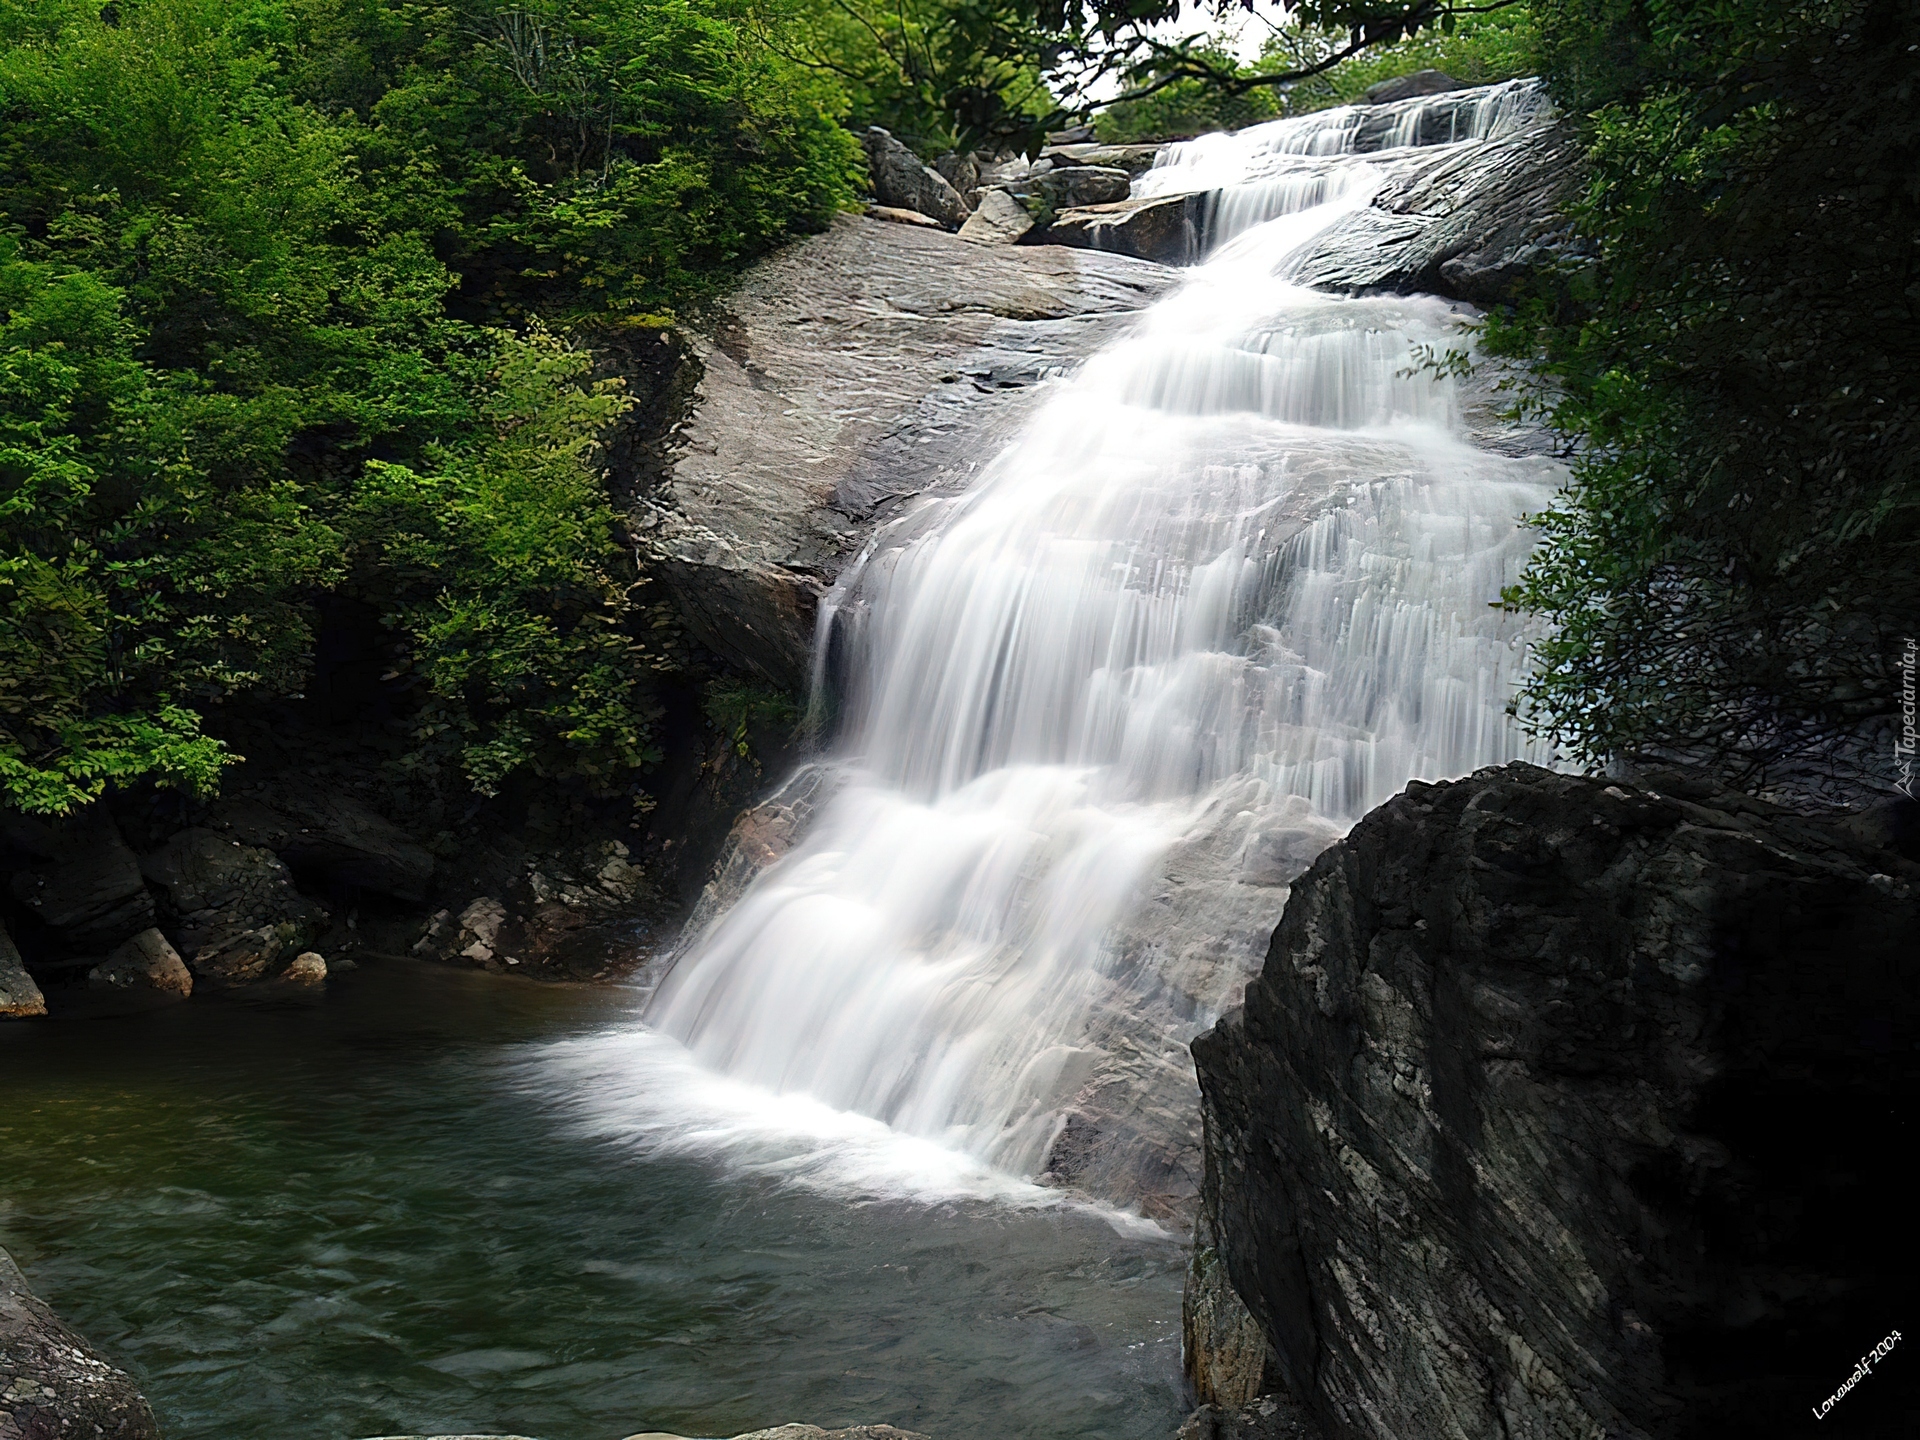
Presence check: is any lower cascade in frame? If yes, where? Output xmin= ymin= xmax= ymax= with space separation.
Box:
xmin=566 ymin=84 xmax=1564 ymax=1210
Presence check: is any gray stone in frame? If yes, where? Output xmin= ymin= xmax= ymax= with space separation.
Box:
xmin=637 ymin=213 xmax=1174 ymax=689
xmin=1360 ymin=68 xmax=1461 ymax=105
xmin=207 ymin=787 xmax=435 ymax=902
xmin=141 ymin=827 xmax=327 ymax=985
xmin=1030 ymin=193 xmax=1197 ymax=264
xmin=957 ymin=188 xmax=1033 ymax=246
xmin=1175 ymin=1395 xmax=1320 ymax=1440
xmin=1183 ymin=1208 xmax=1275 ymax=1410
xmin=0 ymin=922 xmax=44 ymax=1019
xmin=1036 ymin=164 xmax=1132 ymax=209
xmin=1039 ymin=143 xmax=1165 ymax=175
xmin=87 ymin=927 xmax=192 ymax=1002
xmin=867 ymin=204 xmax=945 ymax=229
xmin=1 ymin=1245 xmax=159 ymax=1440
xmin=1284 ymin=115 xmax=1588 ymax=306
xmin=3 ymin=806 xmax=154 ymax=952
xmin=1192 ymin=762 xmax=1920 ymax=1440
xmin=861 ymin=128 xmax=969 ymax=229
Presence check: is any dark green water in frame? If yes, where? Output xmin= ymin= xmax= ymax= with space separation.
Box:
xmin=0 ymin=961 xmax=1187 ymax=1440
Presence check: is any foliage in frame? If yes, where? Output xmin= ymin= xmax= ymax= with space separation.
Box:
xmin=0 ymin=0 xmax=857 ymax=813
xmin=778 ymin=0 xmax=1068 ymax=154
xmin=1264 ymin=3 xmax=1536 ymax=113
xmin=1484 ymin=0 xmax=1920 ymax=778
xmin=1095 ymin=38 xmax=1276 ymax=139
xmin=702 ymin=677 xmax=799 ymax=759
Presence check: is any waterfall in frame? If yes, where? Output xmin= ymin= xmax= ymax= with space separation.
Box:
xmin=549 ymin=85 xmax=1564 ymax=1209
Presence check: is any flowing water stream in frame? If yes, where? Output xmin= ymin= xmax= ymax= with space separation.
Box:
xmin=0 ymin=84 xmax=1563 ymax=1440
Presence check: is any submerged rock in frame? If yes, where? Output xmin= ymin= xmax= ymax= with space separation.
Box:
xmin=1192 ymin=761 xmax=1919 ymax=1440
xmin=1 ymin=1245 xmax=160 ymax=1440
xmin=862 ymin=127 xmax=969 ymax=229
xmin=0 ymin=922 xmax=44 ymax=1019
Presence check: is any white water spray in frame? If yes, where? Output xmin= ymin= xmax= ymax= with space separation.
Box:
xmin=553 ymin=84 xmax=1563 ymax=1207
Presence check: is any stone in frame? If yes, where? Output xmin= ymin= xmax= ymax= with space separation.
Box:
xmin=141 ymin=828 xmax=327 ymax=985
xmin=1360 ymin=68 xmax=1461 ymax=105
xmin=1183 ymin=1208 xmax=1275 ymax=1409
xmin=620 ymin=1428 xmax=931 ymax=1440
xmin=1038 ymin=143 xmax=1165 ymax=176
xmin=280 ymin=951 xmax=327 ymax=984
xmin=932 ymin=150 xmax=980 ymax=199
xmin=3 ymin=805 xmax=154 ymax=952
xmin=0 ymin=922 xmax=45 ymax=1019
xmin=86 ymin=928 xmax=192 ymax=1001
xmin=867 ymin=204 xmax=945 ymax=229
xmin=206 ymin=787 xmax=435 ymax=901
xmin=1282 ymin=91 xmax=1587 ymax=307
xmin=1045 ymin=122 xmax=1096 ymax=145
xmin=1036 ymin=164 xmax=1132 ymax=210
xmin=1027 ymin=193 xmax=1197 ymax=264
xmin=636 ymin=213 xmax=1174 ymax=688
xmin=1 ymin=1245 xmax=160 ymax=1440
xmin=861 ymin=127 xmax=969 ymax=229
xmin=1192 ymin=761 xmax=1920 ymax=1440
xmin=957 ymin=188 xmax=1034 ymax=246
xmin=1175 ymin=1395 xmax=1320 ymax=1440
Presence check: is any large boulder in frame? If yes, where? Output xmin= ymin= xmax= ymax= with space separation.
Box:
xmin=0 ymin=921 xmax=44 ymax=1019
xmin=1 ymin=1246 xmax=160 ymax=1440
xmin=1027 ymin=193 xmax=1197 ymax=264
xmin=1283 ymin=115 xmax=1588 ymax=306
xmin=204 ymin=787 xmax=435 ymax=902
xmin=2 ymin=806 xmax=154 ymax=953
xmin=1035 ymin=164 xmax=1132 ymax=210
xmin=140 ymin=828 xmax=327 ymax=985
xmin=862 ymin=128 xmax=970 ymax=229
xmin=1192 ymin=762 xmax=1918 ymax=1440
xmin=957 ymin=189 xmax=1034 ymax=246
xmin=635 ymin=213 xmax=1175 ymax=689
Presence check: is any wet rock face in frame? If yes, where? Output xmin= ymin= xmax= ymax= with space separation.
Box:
xmin=3 ymin=807 xmax=154 ymax=953
xmin=1192 ymin=762 xmax=1919 ymax=1440
xmin=639 ymin=213 xmax=1175 ymax=689
xmin=1 ymin=1247 xmax=160 ymax=1440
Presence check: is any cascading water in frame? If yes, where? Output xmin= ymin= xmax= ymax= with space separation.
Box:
xmin=546 ymin=83 xmax=1564 ymax=1212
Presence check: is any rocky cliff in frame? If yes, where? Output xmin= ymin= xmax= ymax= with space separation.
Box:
xmin=2 ymin=1245 xmax=159 ymax=1440
xmin=1190 ymin=762 xmax=1917 ymax=1440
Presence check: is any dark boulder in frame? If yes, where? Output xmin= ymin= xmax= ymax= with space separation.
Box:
xmin=205 ymin=788 xmax=434 ymax=902
xmin=862 ymin=128 xmax=970 ymax=229
xmin=1 ymin=1246 xmax=160 ymax=1440
xmin=86 ymin=928 xmax=192 ymax=1004
xmin=1192 ymin=762 xmax=1918 ymax=1440
xmin=1036 ymin=164 xmax=1132 ymax=210
xmin=1029 ymin=193 xmax=1198 ymax=264
xmin=140 ymin=828 xmax=327 ymax=986
xmin=3 ymin=807 xmax=154 ymax=953
xmin=1360 ymin=68 xmax=1461 ymax=105
xmin=0 ymin=921 xmax=44 ymax=1019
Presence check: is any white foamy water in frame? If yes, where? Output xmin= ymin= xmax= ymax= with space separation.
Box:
xmin=552 ymin=86 xmax=1563 ymax=1209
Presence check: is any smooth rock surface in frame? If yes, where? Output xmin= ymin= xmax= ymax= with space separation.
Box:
xmin=862 ymin=127 xmax=969 ymax=229
xmin=957 ymin=188 xmax=1033 ymax=246
xmin=1193 ymin=762 xmax=1919 ymax=1440
xmin=639 ymin=213 xmax=1174 ymax=688
xmin=1 ymin=1245 xmax=160 ymax=1440
xmin=86 ymin=927 xmax=192 ymax=1001
xmin=140 ymin=828 xmax=327 ymax=985
xmin=0 ymin=922 xmax=43 ymax=1019
xmin=1039 ymin=143 xmax=1164 ymax=175
xmin=867 ymin=204 xmax=945 ymax=229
